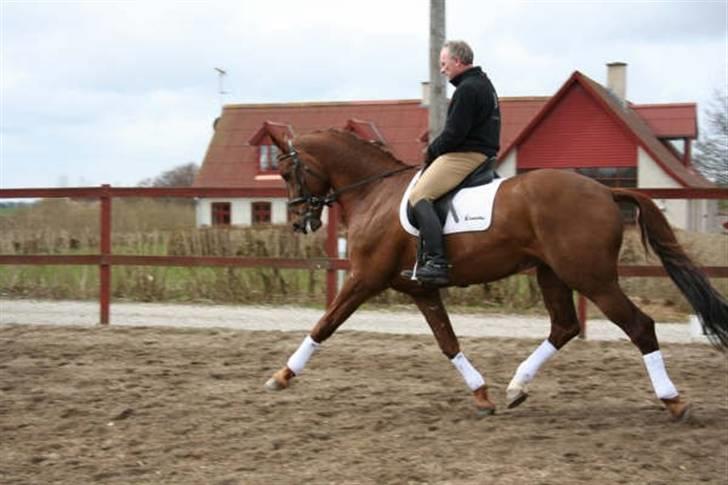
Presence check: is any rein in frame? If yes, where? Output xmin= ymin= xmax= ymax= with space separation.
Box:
xmin=279 ymin=141 xmax=417 ymax=211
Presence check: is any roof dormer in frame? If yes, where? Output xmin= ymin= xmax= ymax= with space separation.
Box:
xmin=248 ymin=121 xmax=295 ymax=176
xmin=343 ymin=119 xmax=386 ymax=145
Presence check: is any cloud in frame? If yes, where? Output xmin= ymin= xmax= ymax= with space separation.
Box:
xmin=1 ymin=0 xmax=726 ymax=189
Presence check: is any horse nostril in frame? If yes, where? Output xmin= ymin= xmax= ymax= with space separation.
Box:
xmin=292 ymin=221 xmax=307 ymax=234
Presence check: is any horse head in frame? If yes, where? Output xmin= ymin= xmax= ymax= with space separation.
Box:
xmin=270 ymin=129 xmax=415 ymax=234
xmin=272 ymin=135 xmax=331 ymax=234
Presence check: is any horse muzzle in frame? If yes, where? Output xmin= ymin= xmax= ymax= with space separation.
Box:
xmin=292 ymin=212 xmax=322 ymax=234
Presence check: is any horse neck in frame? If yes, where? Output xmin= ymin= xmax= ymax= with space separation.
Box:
xmin=302 ymin=135 xmax=410 ymax=222
xmin=313 ymin=141 xmax=404 ymax=189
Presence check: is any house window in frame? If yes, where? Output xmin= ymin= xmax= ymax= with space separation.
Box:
xmin=575 ymin=167 xmax=637 ymax=188
xmin=211 ymin=202 xmax=231 ymax=226
xmin=251 ymin=201 xmax=272 ymax=224
xmin=258 ymin=144 xmax=280 ymax=172
xmin=517 ymin=167 xmax=637 ymax=188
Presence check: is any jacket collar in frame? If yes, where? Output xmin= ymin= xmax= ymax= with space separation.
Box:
xmin=450 ymin=66 xmax=483 ymax=87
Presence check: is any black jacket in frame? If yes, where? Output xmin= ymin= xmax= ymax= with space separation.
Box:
xmin=425 ymin=66 xmax=501 ymax=165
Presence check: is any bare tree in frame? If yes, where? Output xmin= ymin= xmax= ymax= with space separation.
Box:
xmin=694 ymin=90 xmax=728 ymax=187
xmin=138 ymin=162 xmax=199 ymax=187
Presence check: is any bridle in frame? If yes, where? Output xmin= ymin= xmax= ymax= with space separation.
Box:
xmin=278 ymin=140 xmax=416 ymax=233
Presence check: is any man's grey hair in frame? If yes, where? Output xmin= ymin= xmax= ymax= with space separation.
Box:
xmin=443 ymin=40 xmax=474 ymax=65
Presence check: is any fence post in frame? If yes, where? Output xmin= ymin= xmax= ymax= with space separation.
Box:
xmin=325 ymin=204 xmax=339 ymax=308
xmin=99 ymin=184 xmax=112 ymax=325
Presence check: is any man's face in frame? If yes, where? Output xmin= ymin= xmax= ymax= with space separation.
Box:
xmin=440 ymin=48 xmax=466 ymax=80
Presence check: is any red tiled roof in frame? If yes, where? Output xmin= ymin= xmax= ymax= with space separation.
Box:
xmin=195 ymin=100 xmax=427 ymax=188
xmin=195 ymin=97 xmax=546 ymax=188
xmin=196 ymin=81 xmax=709 ymax=189
xmin=632 ymin=103 xmax=697 ymax=139
xmin=500 ymin=97 xmax=549 ymax=150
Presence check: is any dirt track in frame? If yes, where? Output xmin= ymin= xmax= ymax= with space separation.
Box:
xmin=1 ymin=323 xmax=726 ymax=484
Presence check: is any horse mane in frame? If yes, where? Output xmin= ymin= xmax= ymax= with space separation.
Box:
xmin=311 ymin=129 xmax=411 ymax=167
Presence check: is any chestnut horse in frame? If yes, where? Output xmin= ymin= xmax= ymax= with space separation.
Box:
xmin=264 ymin=129 xmax=728 ymax=420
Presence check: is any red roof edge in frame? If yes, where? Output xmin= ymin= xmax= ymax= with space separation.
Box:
xmin=630 ymin=102 xmax=697 ymax=109
xmin=248 ymin=121 xmax=295 ymax=145
xmin=344 ymin=119 xmax=386 ymax=144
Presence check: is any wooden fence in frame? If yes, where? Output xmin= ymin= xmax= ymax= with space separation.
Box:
xmin=1 ymin=185 xmax=726 ymax=336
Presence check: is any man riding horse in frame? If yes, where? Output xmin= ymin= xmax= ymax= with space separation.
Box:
xmin=265 ymin=41 xmax=728 ymax=420
xmin=403 ymin=40 xmax=501 ymax=286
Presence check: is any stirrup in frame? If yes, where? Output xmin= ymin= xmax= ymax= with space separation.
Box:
xmin=402 ymin=258 xmax=420 ymax=281
xmin=401 ymin=260 xmax=449 ymax=286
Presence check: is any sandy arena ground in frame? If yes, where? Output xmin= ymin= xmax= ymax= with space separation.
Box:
xmin=1 ymin=300 xmax=726 ymax=484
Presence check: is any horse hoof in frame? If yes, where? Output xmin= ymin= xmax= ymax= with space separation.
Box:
xmin=473 ymin=386 xmax=496 ymax=416
xmin=476 ymin=406 xmax=496 ymax=417
xmin=506 ymin=388 xmax=529 ymax=409
xmin=662 ymin=397 xmax=691 ymax=422
xmin=264 ymin=377 xmax=283 ymax=391
xmin=675 ymin=404 xmax=692 ymax=423
xmin=265 ymin=367 xmax=295 ymax=391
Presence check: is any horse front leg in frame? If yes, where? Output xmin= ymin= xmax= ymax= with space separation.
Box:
xmin=265 ymin=274 xmax=376 ymax=391
xmin=411 ymin=290 xmax=496 ymax=416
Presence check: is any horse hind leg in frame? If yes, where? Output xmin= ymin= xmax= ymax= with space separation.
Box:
xmin=587 ymin=282 xmax=690 ymax=420
xmin=507 ymin=265 xmax=580 ymax=409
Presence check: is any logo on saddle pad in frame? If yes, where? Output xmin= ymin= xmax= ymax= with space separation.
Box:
xmin=399 ymin=170 xmax=507 ymax=236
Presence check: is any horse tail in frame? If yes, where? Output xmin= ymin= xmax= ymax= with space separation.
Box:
xmin=612 ymin=188 xmax=728 ymax=350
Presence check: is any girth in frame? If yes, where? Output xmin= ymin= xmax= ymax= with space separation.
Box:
xmin=406 ymin=156 xmax=500 ymax=228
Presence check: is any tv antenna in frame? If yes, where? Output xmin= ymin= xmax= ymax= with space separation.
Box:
xmin=214 ymin=67 xmax=229 ymax=108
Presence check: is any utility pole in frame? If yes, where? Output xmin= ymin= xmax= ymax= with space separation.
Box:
xmin=429 ymin=0 xmax=447 ymax=142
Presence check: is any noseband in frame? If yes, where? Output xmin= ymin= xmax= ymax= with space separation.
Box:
xmin=278 ymin=140 xmax=416 ymax=232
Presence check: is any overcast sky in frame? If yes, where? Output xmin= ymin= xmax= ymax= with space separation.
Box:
xmin=1 ymin=0 xmax=726 ymax=189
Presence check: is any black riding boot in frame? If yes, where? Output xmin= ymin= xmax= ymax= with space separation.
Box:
xmin=401 ymin=199 xmax=450 ymax=286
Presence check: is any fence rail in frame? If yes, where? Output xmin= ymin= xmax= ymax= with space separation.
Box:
xmin=1 ymin=185 xmax=726 ymax=332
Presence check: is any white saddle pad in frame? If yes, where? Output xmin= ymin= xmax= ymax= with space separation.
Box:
xmin=399 ymin=170 xmax=507 ymax=236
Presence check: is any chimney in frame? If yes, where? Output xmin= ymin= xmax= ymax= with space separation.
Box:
xmin=421 ymin=81 xmax=430 ymax=107
xmin=606 ymin=62 xmax=627 ymax=102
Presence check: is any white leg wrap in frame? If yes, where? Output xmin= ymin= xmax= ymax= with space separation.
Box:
xmin=643 ymin=350 xmax=678 ymax=400
xmin=451 ymin=352 xmax=486 ymax=391
xmin=286 ymin=335 xmax=320 ymax=376
xmin=513 ymin=339 xmax=558 ymax=384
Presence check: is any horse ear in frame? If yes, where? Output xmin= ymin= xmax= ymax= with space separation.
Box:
xmin=268 ymin=130 xmax=289 ymax=153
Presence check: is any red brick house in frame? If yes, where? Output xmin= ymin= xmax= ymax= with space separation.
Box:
xmin=195 ymin=63 xmax=717 ymax=231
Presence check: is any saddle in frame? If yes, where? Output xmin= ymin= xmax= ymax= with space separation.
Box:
xmin=406 ymin=156 xmax=500 ymax=228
